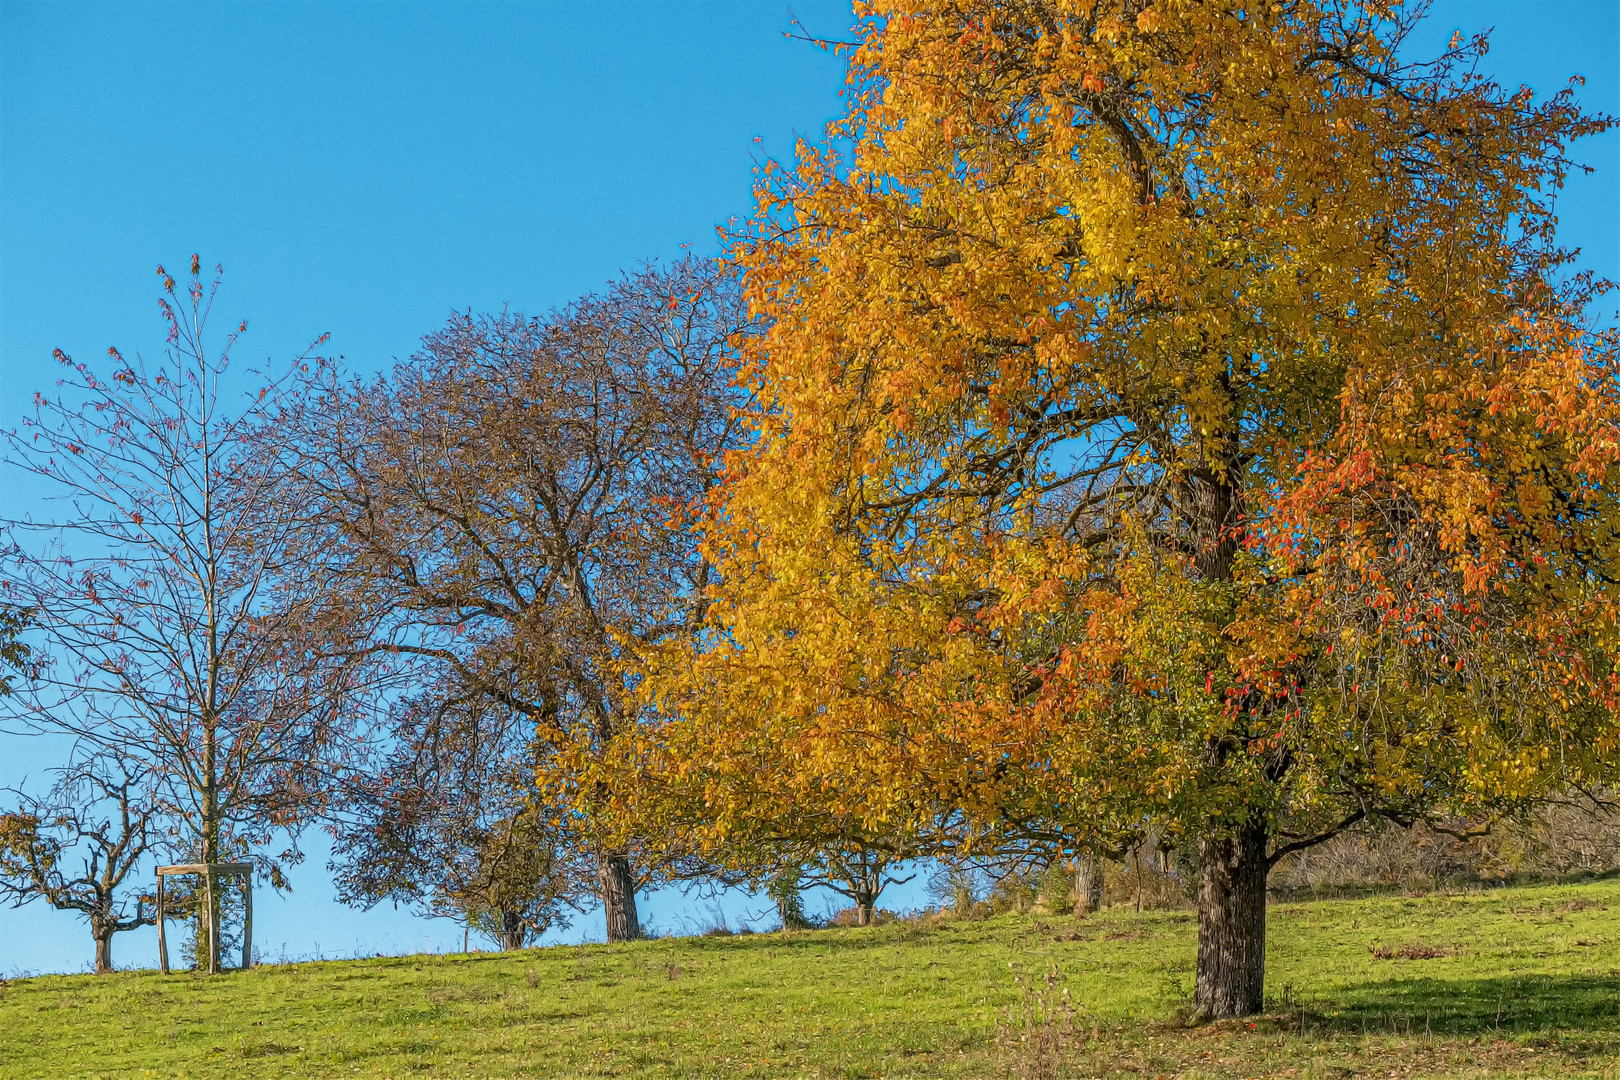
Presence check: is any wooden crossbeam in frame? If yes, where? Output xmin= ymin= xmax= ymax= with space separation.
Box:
xmin=156 ymin=863 xmax=254 ymax=875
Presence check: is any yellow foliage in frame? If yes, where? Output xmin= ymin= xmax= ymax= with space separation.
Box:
xmin=609 ymin=0 xmax=1620 ymax=869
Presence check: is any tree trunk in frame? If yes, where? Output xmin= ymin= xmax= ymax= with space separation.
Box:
xmin=852 ymin=890 xmax=876 ymax=927
xmin=201 ymin=726 xmax=220 ymax=974
xmin=92 ymin=920 xmax=113 ymax=974
xmin=500 ymin=909 xmax=524 ymax=951
xmin=597 ymin=852 xmax=640 ymax=942
xmin=1072 ymin=855 xmax=1104 ymax=916
xmin=1193 ymin=820 xmax=1271 ymax=1020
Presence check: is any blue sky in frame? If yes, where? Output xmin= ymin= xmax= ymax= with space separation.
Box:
xmin=0 ymin=1 xmax=1616 ymax=975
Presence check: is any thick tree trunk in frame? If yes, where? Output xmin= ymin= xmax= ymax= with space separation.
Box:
xmin=1072 ymin=855 xmax=1104 ymax=916
xmin=1193 ymin=820 xmax=1271 ymax=1020
xmin=852 ymin=890 xmax=876 ymax=927
xmin=597 ymin=852 xmax=640 ymax=942
xmin=92 ymin=921 xmax=113 ymax=974
xmin=500 ymin=909 xmax=524 ymax=951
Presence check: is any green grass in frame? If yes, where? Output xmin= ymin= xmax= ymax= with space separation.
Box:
xmin=3 ymin=879 xmax=1619 ymax=1078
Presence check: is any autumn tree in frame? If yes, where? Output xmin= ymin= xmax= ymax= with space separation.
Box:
xmin=801 ymin=844 xmax=916 ymax=927
xmin=2 ymin=259 xmax=362 ymax=969
xmin=274 ymin=257 xmax=752 ymax=942
xmin=0 ymin=752 xmax=162 ymax=973
xmin=330 ymin=681 xmax=584 ymax=950
xmin=627 ymin=0 xmax=1620 ymax=1018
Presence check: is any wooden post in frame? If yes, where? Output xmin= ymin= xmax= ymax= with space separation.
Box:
xmin=241 ymin=871 xmax=253 ymax=969
xmin=154 ymin=863 xmax=253 ymax=974
xmin=156 ymin=872 xmax=169 ymax=975
xmin=204 ymin=866 xmax=218 ymax=974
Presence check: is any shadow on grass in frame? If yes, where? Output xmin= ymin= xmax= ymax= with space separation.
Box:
xmin=1295 ymin=973 xmax=1620 ymax=1042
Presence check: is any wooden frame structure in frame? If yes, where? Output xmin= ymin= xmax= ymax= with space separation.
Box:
xmin=155 ymin=862 xmax=254 ymax=974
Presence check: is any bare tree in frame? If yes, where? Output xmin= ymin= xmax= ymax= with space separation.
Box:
xmin=274 ymin=256 xmax=752 ymax=942
xmin=1 ymin=259 xmax=365 ymax=968
xmin=0 ymin=753 xmax=162 ymax=973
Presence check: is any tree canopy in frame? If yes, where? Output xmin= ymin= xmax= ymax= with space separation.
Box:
xmin=275 ymin=257 xmax=754 ymax=942
xmin=3 ymin=261 xmax=357 ymax=885
xmin=615 ymin=0 xmax=1620 ymax=1017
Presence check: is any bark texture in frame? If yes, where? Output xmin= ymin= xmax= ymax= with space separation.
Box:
xmin=1194 ymin=821 xmax=1271 ymax=1019
xmin=92 ymin=920 xmax=113 ymax=974
xmin=1072 ymin=855 xmax=1105 ymax=916
xmin=598 ymin=852 xmax=641 ymax=942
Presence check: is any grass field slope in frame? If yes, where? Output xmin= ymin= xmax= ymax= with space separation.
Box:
xmin=2 ymin=879 xmax=1617 ymax=1079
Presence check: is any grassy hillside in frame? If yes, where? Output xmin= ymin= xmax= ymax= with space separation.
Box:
xmin=2 ymin=879 xmax=1618 ymax=1079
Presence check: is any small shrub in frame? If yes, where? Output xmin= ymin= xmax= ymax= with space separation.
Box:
xmin=825 ymin=906 xmax=901 ymax=927
xmin=927 ymin=865 xmax=985 ymax=918
xmin=1107 ymin=854 xmax=1190 ymax=912
xmin=1038 ymin=862 xmax=1075 ymax=916
xmin=768 ymin=869 xmax=815 ymax=930
xmin=989 ymin=868 xmax=1041 ymax=915
xmin=994 ymin=963 xmax=1081 ymax=1080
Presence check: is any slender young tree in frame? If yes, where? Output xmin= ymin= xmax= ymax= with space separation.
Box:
xmin=628 ymin=0 xmax=1620 ymax=1018
xmin=2 ymin=259 xmax=361 ymax=969
xmin=274 ymin=257 xmax=753 ymax=942
xmin=0 ymin=753 xmax=162 ymax=973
